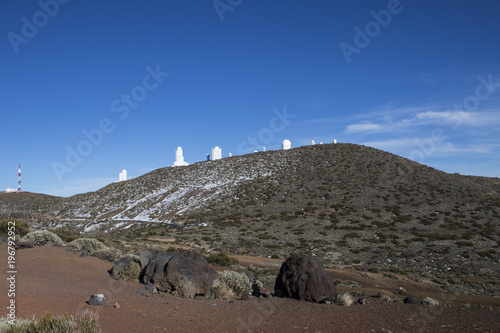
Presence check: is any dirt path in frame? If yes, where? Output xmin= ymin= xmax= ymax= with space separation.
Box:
xmin=1 ymin=245 xmax=499 ymax=332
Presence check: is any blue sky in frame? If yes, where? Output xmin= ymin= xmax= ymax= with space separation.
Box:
xmin=1 ymin=0 xmax=499 ymax=197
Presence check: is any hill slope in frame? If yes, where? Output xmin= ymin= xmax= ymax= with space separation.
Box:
xmin=2 ymin=143 xmax=500 ymax=295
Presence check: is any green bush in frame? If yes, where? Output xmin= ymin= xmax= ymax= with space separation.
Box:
xmin=68 ymin=238 xmax=107 ymax=254
xmin=0 ymin=220 xmax=30 ymax=237
xmin=219 ymin=270 xmax=252 ymax=296
xmin=206 ymin=252 xmax=239 ymax=267
xmin=1 ymin=310 xmax=101 ymax=332
xmin=21 ymin=230 xmax=64 ymax=247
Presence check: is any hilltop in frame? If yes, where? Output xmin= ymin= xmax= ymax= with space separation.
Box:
xmin=0 ymin=191 xmax=63 ymax=220
xmin=1 ymin=143 xmax=500 ymax=295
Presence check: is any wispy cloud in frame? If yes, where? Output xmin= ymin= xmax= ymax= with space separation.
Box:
xmin=433 ymin=142 xmax=500 ymax=155
xmin=343 ymin=107 xmax=500 ymax=135
xmin=345 ymin=122 xmax=384 ymax=134
xmin=415 ymin=110 xmax=500 ymax=127
xmin=363 ymin=139 xmax=499 ymax=157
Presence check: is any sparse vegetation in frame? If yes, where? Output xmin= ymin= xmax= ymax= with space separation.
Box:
xmin=92 ymin=247 xmax=122 ymax=262
xmin=0 ymin=220 xmax=29 ymax=237
xmin=21 ymin=230 xmax=64 ymax=246
xmin=68 ymin=238 xmax=108 ymax=254
xmin=218 ymin=271 xmax=252 ymax=296
xmin=206 ymin=252 xmax=239 ymax=267
xmin=2 ymin=143 xmax=500 ymax=297
xmin=0 ymin=311 xmax=100 ymax=333
xmin=380 ymin=294 xmax=396 ymax=303
xmin=114 ymin=261 xmax=141 ymax=281
xmin=214 ymin=284 xmax=234 ymax=300
xmin=257 ymin=275 xmax=277 ymax=286
xmin=334 ymin=292 xmax=354 ymax=306
xmin=422 ymin=297 xmax=439 ymax=306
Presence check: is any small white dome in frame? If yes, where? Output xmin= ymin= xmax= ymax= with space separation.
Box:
xmin=282 ymin=139 xmax=291 ymax=150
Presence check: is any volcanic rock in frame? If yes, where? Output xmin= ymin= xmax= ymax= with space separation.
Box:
xmin=274 ymin=254 xmax=336 ymax=302
xmin=141 ymin=250 xmax=219 ymax=297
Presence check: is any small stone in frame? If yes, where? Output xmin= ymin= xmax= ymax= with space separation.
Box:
xmin=145 ymin=283 xmax=157 ymax=294
xmin=241 ymin=294 xmax=250 ymax=301
xmin=88 ymin=294 xmax=106 ymax=306
xmin=114 ymin=302 xmax=120 ymax=309
xmin=403 ymin=296 xmax=419 ymax=304
xmin=133 ymin=290 xmax=148 ymax=297
xmin=357 ymin=297 xmax=367 ymax=305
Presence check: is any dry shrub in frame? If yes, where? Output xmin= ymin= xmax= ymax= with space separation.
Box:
xmin=215 ymin=284 xmax=235 ymax=300
xmin=206 ymin=252 xmax=239 ymax=267
xmin=219 ymin=270 xmax=252 ymax=296
xmin=257 ymin=275 xmax=277 ymax=286
xmin=381 ymin=294 xmax=396 ymax=303
xmin=92 ymin=247 xmax=122 ymax=262
xmin=21 ymin=230 xmax=64 ymax=247
xmin=68 ymin=238 xmax=107 ymax=254
xmin=334 ymin=292 xmax=354 ymax=306
xmin=422 ymin=296 xmax=439 ymax=306
xmin=1 ymin=310 xmax=101 ymax=332
xmin=114 ymin=261 xmax=141 ymax=281
xmin=122 ymin=253 xmax=140 ymax=261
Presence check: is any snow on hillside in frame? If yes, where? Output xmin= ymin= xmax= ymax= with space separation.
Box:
xmin=50 ymin=152 xmax=284 ymax=223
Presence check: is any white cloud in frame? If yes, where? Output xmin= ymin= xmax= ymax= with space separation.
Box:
xmin=434 ymin=143 xmax=500 ymax=155
xmin=345 ymin=122 xmax=384 ymax=134
xmin=415 ymin=110 xmax=473 ymax=124
xmin=414 ymin=110 xmax=500 ymax=127
xmin=343 ymin=108 xmax=500 ymax=136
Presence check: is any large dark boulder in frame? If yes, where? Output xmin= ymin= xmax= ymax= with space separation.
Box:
xmin=141 ymin=250 xmax=219 ymax=297
xmin=274 ymin=254 xmax=336 ymax=302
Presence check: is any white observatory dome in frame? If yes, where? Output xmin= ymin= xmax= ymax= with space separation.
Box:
xmin=282 ymin=139 xmax=291 ymax=150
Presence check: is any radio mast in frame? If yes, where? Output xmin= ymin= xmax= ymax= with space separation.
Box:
xmin=18 ymin=164 xmax=21 ymax=192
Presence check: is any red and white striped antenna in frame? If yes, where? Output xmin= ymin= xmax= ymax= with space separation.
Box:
xmin=18 ymin=164 xmax=21 ymax=192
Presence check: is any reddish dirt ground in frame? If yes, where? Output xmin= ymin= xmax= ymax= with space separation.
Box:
xmin=1 ymin=245 xmax=499 ymax=333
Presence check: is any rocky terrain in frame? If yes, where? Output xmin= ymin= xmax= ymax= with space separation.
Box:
xmin=1 ymin=245 xmax=499 ymax=333
xmin=1 ymin=143 xmax=500 ymax=296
